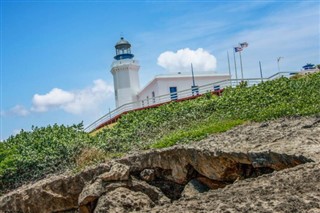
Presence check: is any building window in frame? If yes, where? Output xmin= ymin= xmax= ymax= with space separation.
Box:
xmin=214 ymin=85 xmax=220 ymax=91
xmin=191 ymin=85 xmax=199 ymax=96
xmin=169 ymin=87 xmax=178 ymax=100
xmin=152 ymin=91 xmax=155 ymax=103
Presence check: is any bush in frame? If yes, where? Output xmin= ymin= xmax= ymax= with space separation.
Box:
xmin=0 ymin=123 xmax=91 ymax=193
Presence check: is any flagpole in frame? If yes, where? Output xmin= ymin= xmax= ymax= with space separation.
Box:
xmin=239 ymin=50 xmax=244 ymax=80
xmin=233 ymin=49 xmax=238 ymax=84
xmin=259 ymin=61 xmax=263 ymax=82
xmin=191 ymin=63 xmax=195 ymax=87
xmin=227 ymin=51 xmax=232 ymax=86
xmin=239 ymin=42 xmax=248 ymax=81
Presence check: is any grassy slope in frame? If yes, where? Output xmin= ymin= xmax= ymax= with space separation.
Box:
xmin=94 ymin=72 xmax=320 ymax=151
xmin=1 ymin=72 xmax=319 ymax=193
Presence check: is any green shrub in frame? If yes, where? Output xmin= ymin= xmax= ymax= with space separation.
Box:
xmin=0 ymin=123 xmax=92 ymax=193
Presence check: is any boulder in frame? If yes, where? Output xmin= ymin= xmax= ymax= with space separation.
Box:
xmin=94 ymin=187 xmax=154 ymax=213
xmin=100 ymin=162 xmax=130 ymax=181
xmin=140 ymin=169 xmax=155 ymax=182
xmin=0 ymin=163 xmax=111 ymax=213
xmin=181 ymin=179 xmax=210 ymax=198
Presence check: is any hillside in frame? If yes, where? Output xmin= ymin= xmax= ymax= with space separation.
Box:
xmin=0 ymin=72 xmax=319 ymax=211
xmin=0 ymin=115 xmax=319 ymax=212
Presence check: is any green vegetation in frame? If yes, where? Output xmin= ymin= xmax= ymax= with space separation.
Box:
xmin=0 ymin=124 xmax=93 ymax=192
xmin=1 ymin=72 xmax=320 ymax=193
xmin=151 ymin=118 xmax=244 ymax=148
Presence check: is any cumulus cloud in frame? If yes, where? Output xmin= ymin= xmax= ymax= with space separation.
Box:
xmin=32 ymin=88 xmax=75 ymax=112
xmin=10 ymin=105 xmax=30 ymax=116
xmin=1 ymin=105 xmax=30 ymax=117
xmin=31 ymin=79 xmax=114 ymax=114
xmin=157 ymin=48 xmax=217 ymax=72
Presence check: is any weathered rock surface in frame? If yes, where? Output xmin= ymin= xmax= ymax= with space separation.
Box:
xmin=118 ymin=147 xmax=310 ymax=184
xmin=143 ymin=162 xmax=320 ymax=213
xmin=99 ymin=162 xmax=130 ymax=181
xmin=94 ymin=187 xmax=154 ymax=213
xmin=78 ymin=176 xmax=170 ymax=212
xmin=181 ymin=179 xmax=210 ymax=198
xmin=0 ymin=164 xmax=111 ymax=213
xmin=0 ymin=116 xmax=319 ymax=213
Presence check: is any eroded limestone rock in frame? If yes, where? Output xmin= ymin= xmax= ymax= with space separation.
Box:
xmin=94 ymin=187 xmax=154 ymax=213
xmin=0 ymin=163 xmax=111 ymax=213
xmin=118 ymin=148 xmax=311 ymax=184
xmin=181 ymin=179 xmax=210 ymax=198
xmin=139 ymin=169 xmax=155 ymax=182
xmin=100 ymin=162 xmax=130 ymax=181
xmin=0 ymin=147 xmax=313 ymax=213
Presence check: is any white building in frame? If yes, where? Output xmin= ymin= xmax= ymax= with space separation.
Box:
xmin=138 ymin=72 xmax=230 ymax=103
xmin=111 ymin=37 xmax=231 ymax=109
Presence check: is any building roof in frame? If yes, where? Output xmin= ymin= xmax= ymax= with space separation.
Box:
xmin=115 ymin=37 xmax=131 ymax=48
xmin=153 ymin=72 xmax=229 ymax=79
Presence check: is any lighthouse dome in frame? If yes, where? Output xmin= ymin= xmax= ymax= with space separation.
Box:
xmin=114 ymin=37 xmax=134 ymax=60
xmin=115 ymin=37 xmax=131 ymax=48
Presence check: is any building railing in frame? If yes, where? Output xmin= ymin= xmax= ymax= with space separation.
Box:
xmin=84 ymin=71 xmax=298 ymax=132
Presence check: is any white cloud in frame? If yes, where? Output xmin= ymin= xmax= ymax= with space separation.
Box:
xmin=1 ymin=105 xmax=30 ymax=117
xmin=157 ymin=48 xmax=217 ymax=73
xmin=31 ymin=79 xmax=114 ymax=114
xmin=10 ymin=105 xmax=30 ymax=116
xmin=62 ymin=79 xmax=114 ymax=114
xmin=32 ymin=88 xmax=75 ymax=112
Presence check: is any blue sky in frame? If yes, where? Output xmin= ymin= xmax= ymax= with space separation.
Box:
xmin=1 ymin=0 xmax=319 ymax=140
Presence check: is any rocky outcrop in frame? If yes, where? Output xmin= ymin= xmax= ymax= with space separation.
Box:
xmin=0 ymin=116 xmax=319 ymax=213
xmin=145 ymin=162 xmax=320 ymax=213
xmin=0 ymin=148 xmax=311 ymax=213
xmin=80 ymin=149 xmax=311 ymax=212
xmin=0 ymin=163 xmax=111 ymax=213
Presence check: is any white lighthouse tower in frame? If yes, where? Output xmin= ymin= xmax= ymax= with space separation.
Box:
xmin=111 ymin=37 xmax=140 ymax=108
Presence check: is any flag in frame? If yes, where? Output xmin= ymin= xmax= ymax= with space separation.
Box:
xmin=240 ymin=42 xmax=248 ymax=48
xmin=234 ymin=46 xmax=243 ymax=52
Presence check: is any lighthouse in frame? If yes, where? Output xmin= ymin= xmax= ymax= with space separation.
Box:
xmin=111 ymin=37 xmax=140 ymax=108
